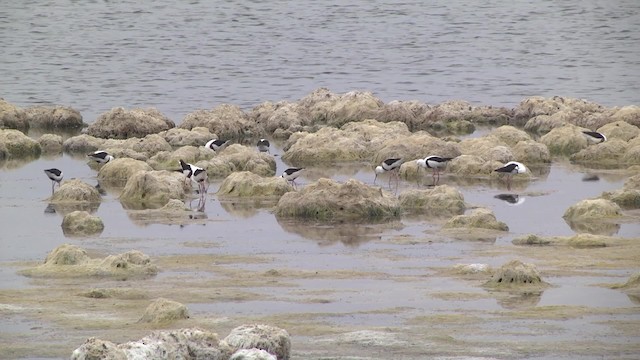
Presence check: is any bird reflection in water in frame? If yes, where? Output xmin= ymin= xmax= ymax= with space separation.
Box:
xmin=494 ymin=194 xmax=526 ymax=206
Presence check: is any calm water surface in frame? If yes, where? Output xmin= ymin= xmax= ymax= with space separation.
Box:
xmin=1 ymin=0 xmax=639 ymax=123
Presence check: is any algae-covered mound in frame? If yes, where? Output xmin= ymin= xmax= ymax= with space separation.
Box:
xmin=97 ymin=158 xmax=153 ymax=185
xmin=230 ymin=348 xmax=277 ymax=360
xmin=24 ymin=105 xmax=85 ymax=129
xmin=37 ymin=133 xmax=64 ymax=154
xmin=180 ymin=103 xmax=258 ymax=139
xmin=275 ymin=178 xmax=401 ymax=222
xmin=71 ymin=328 xmax=232 ymax=360
xmin=598 ymin=120 xmax=640 ymax=142
xmin=484 ymin=259 xmax=546 ymax=288
xmin=398 ymin=185 xmax=466 ymax=216
xmin=119 ymin=170 xmax=188 ymax=209
xmin=160 ymin=126 xmax=215 ymax=147
xmin=0 ymin=129 xmax=41 ymax=159
xmin=224 ymin=324 xmax=291 ymax=360
xmin=87 ymin=107 xmax=175 ymax=139
xmin=138 ymin=298 xmax=189 ymax=324
xmin=201 ymin=144 xmax=276 ymax=178
xmin=50 ymin=179 xmax=101 ymax=203
xmin=540 ymin=125 xmax=589 ymax=155
xmin=611 ymin=272 xmax=640 ymax=299
xmin=20 ymin=244 xmax=158 ymax=279
xmin=0 ymin=98 xmax=29 ymax=131
xmin=147 ymin=145 xmax=212 ymax=171
xmin=61 ymin=210 xmax=104 ymax=237
xmin=218 ymin=171 xmax=292 ymax=198
xmin=282 ymin=120 xmax=412 ymax=165
xmin=442 ymin=208 xmax=509 ymax=231
xmin=570 ymin=138 xmax=628 ymax=164
xmin=563 ymin=198 xmax=622 ymax=221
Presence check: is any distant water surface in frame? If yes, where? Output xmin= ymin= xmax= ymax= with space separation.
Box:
xmin=1 ymin=0 xmax=639 ymax=123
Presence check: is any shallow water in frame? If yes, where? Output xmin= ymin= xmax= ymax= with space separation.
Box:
xmin=1 ymin=0 xmax=639 ymax=123
xmin=1 ymin=144 xmax=639 ymax=358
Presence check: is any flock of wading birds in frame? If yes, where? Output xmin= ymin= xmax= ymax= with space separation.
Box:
xmin=43 ymin=131 xmax=607 ymax=197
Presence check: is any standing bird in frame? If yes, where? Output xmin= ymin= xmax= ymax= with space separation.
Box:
xmin=583 ymin=131 xmax=606 ymax=144
xmin=257 ymin=138 xmax=270 ymax=153
xmin=281 ymin=167 xmax=304 ymax=189
xmin=44 ymin=168 xmax=63 ymax=193
xmin=179 ymin=160 xmax=208 ymax=194
xmin=494 ymin=161 xmax=527 ymax=189
xmin=374 ymin=158 xmax=403 ymax=188
xmin=87 ymin=150 xmax=114 ymax=164
xmin=416 ymin=156 xmax=452 ymax=185
xmin=205 ymin=139 xmax=230 ymax=152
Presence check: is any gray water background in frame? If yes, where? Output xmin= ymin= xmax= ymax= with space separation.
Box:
xmin=1 ymin=0 xmax=639 ymax=124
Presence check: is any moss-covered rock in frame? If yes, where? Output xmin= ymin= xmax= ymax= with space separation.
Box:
xmin=275 ymin=178 xmax=401 ymax=222
xmin=37 ymin=133 xmax=64 ymax=154
xmin=398 ymin=185 xmax=465 ymax=216
xmin=72 ymin=328 xmax=231 ymax=360
xmin=0 ymin=98 xmax=29 ymax=131
xmin=570 ymin=138 xmax=628 ymax=164
xmin=20 ymin=244 xmax=157 ymax=279
xmin=540 ymin=125 xmax=588 ymax=155
xmin=201 ymin=144 xmax=276 ymax=178
xmin=224 ymin=324 xmax=291 ymax=360
xmin=598 ymin=120 xmax=640 ymax=142
xmin=512 ymin=140 xmax=551 ymax=163
xmin=61 ymin=210 xmax=104 ymax=237
xmin=119 ymin=170 xmax=189 ymax=209
xmin=147 ymin=145 xmax=212 ymax=171
xmin=97 ymin=158 xmax=153 ymax=186
xmin=160 ymin=127 xmax=215 ymax=147
xmin=442 ymin=208 xmax=509 ymax=231
xmin=180 ymin=104 xmax=257 ymax=139
xmin=138 ymin=298 xmax=189 ymax=324
xmin=0 ymin=129 xmax=41 ymax=159
xmin=484 ymin=259 xmax=546 ymax=288
xmin=563 ymin=198 xmax=623 ymax=221
xmin=218 ymin=171 xmax=292 ymax=197
xmin=24 ymin=105 xmax=84 ymax=129
xmin=87 ymin=107 xmax=175 ymax=139
xmin=62 ymin=134 xmax=106 ymax=153
xmin=50 ymin=179 xmax=101 ymax=203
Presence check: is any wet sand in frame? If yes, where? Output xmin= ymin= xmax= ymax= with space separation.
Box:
xmin=1 ymin=142 xmax=639 ymax=359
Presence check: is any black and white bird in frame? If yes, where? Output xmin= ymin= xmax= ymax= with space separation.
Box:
xmin=583 ymin=131 xmax=606 ymax=144
xmin=179 ymin=160 xmax=208 ymax=194
xmin=205 ymin=139 xmax=230 ymax=152
xmin=44 ymin=168 xmax=63 ymax=193
xmin=416 ymin=156 xmax=452 ymax=184
xmin=494 ymin=194 xmax=526 ymax=206
xmin=374 ymin=158 xmax=403 ymax=187
xmin=281 ymin=167 xmax=304 ymax=189
xmin=257 ymin=138 xmax=270 ymax=153
xmin=494 ymin=161 xmax=527 ymax=188
xmin=87 ymin=150 xmax=114 ymax=164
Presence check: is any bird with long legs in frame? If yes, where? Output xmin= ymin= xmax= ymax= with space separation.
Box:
xmin=281 ymin=168 xmax=304 ymax=189
xmin=494 ymin=161 xmax=527 ymax=190
xmin=374 ymin=158 xmax=403 ymax=189
xmin=179 ymin=160 xmax=208 ymax=194
xmin=416 ymin=156 xmax=452 ymax=185
xmin=44 ymin=168 xmax=63 ymax=194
